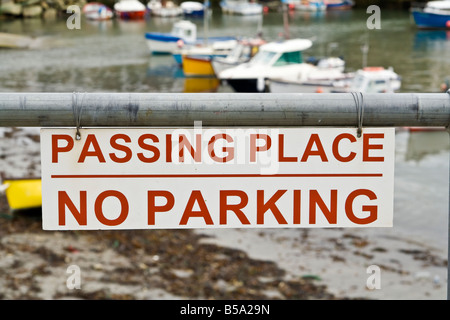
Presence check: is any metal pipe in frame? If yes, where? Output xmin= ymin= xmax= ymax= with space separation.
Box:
xmin=0 ymin=92 xmax=449 ymax=128
xmin=446 ymin=90 xmax=450 ymax=301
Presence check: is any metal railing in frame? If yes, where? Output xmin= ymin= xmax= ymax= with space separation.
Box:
xmin=1 ymin=91 xmax=449 ymax=299
xmin=0 ymin=92 xmax=449 ymax=128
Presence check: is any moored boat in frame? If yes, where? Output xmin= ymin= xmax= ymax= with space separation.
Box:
xmin=220 ymin=0 xmax=263 ymax=15
xmin=182 ymin=55 xmax=216 ymax=77
xmin=411 ymin=1 xmax=450 ymax=29
xmin=181 ymin=1 xmax=208 ymax=17
xmin=219 ymin=38 xmax=324 ymax=92
xmin=325 ymin=0 xmax=354 ymax=10
xmin=269 ymin=66 xmax=401 ymax=94
xmin=145 ymin=20 xmax=236 ymax=55
xmin=114 ymin=0 xmax=147 ymax=19
xmin=1 ymin=177 xmax=42 ymax=210
xmin=294 ymin=0 xmax=326 ymax=11
xmin=212 ymin=37 xmax=266 ymax=75
xmin=335 ymin=66 xmax=401 ymax=93
xmin=173 ymin=38 xmax=238 ymax=64
xmin=147 ymin=0 xmax=183 ymax=17
xmin=82 ymin=2 xmax=114 ymax=20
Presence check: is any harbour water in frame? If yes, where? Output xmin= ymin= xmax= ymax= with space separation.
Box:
xmin=1 ymin=9 xmax=450 ymax=93
xmin=0 ymin=8 xmax=449 ymax=298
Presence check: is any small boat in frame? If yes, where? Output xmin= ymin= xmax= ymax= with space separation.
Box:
xmin=114 ymin=0 xmax=147 ymax=19
xmin=325 ymin=0 xmax=354 ymax=10
xmin=269 ymin=66 xmax=401 ymax=93
xmin=82 ymin=2 xmax=114 ymax=20
xmin=181 ymin=1 xmax=208 ymax=17
xmin=220 ymin=0 xmax=263 ymax=15
xmin=334 ymin=67 xmax=401 ymax=93
xmin=182 ymin=55 xmax=216 ymax=77
xmin=268 ymin=60 xmax=352 ymax=93
xmin=219 ymin=38 xmax=321 ymax=92
xmin=147 ymin=0 xmax=183 ymax=17
xmin=172 ymin=38 xmax=238 ymax=64
xmin=294 ymin=0 xmax=326 ymax=11
xmin=411 ymin=1 xmax=450 ymax=29
xmin=212 ymin=37 xmax=266 ymax=75
xmin=145 ymin=20 xmax=236 ymax=54
xmin=1 ymin=177 xmax=42 ymax=210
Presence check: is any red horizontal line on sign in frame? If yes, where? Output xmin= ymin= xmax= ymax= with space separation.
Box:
xmin=51 ymin=173 xmax=383 ymax=179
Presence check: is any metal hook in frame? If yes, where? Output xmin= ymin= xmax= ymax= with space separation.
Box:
xmin=72 ymin=92 xmax=85 ymax=140
xmin=351 ymin=92 xmax=364 ymax=138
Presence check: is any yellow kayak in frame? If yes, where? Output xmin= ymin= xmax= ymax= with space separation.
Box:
xmin=2 ymin=178 xmax=42 ymax=210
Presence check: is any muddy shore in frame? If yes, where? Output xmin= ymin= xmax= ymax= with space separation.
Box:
xmin=0 ymin=127 xmax=447 ymax=300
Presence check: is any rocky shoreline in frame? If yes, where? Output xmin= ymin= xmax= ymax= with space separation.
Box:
xmin=0 ymin=0 xmax=87 ymax=19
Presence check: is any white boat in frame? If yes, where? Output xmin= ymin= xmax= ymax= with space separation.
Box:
xmin=82 ymin=2 xmax=114 ymax=20
xmin=173 ymin=39 xmax=238 ymax=65
xmin=219 ymin=38 xmax=344 ymax=92
xmin=220 ymin=0 xmax=263 ymax=15
xmin=145 ymin=20 xmax=236 ymax=54
xmin=269 ymin=66 xmax=401 ymax=93
xmin=114 ymin=0 xmax=147 ymax=19
xmin=181 ymin=1 xmax=208 ymax=16
xmin=212 ymin=37 xmax=266 ymax=75
xmin=335 ymin=67 xmax=401 ymax=93
xmin=147 ymin=0 xmax=183 ymax=16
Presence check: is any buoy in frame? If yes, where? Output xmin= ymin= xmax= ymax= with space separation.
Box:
xmin=446 ymin=20 xmax=450 ymax=28
xmin=316 ymin=87 xmax=323 ymax=93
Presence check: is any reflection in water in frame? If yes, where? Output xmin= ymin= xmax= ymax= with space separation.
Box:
xmin=0 ymin=9 xmax=450 ymax=93
xmin=146 ymin=56 xmax=220 ymax=93
xmin=405 ymin=130 xmax=450 ymax=162
xmin=413 ymin=30 xmax=450 ymax=52
xmin=183 ymin=78 xmax=220 ymax=92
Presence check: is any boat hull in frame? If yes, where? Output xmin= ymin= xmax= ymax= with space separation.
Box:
xmin=225 ymin=78 xmax=264 ymax=92
xmin=116 ymin=10 xmax=147 ymax=19
xmin=181 ymin=1 xmax=206 ymax=16
xmin=411 ymin=9 xmax=450 ymax=29
xmin=269 ymin=79 xmax=335 ymax=93
xmin=145 ymin=33 xmax=183 ymax=55
xmin=3 ymin=179 xmax=42 ymax=210
xmin=212 ymin=59 xmax=240 ymax=75
xmin=183 ymin=8 xmax=205 ymax=16
xmin=182 ymin=56 xmax=216 ymax=77
xmin=146 ymin=32 xmax=236 ymax=55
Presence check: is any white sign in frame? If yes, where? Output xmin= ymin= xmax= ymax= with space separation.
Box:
xmin=40 ymin=127 xmax=395 ymax=230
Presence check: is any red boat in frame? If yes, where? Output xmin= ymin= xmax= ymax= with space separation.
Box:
xmin=114 ymin=0 xmax=147 ymax=19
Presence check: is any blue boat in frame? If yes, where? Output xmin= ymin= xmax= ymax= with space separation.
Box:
xmin=145 ymin=20 xmax=235 ymax=55
xmin=181 ymin=1 xmax=208 ymax=17
xmin=325 ymin=0 xmax=354 ymax=10
xmin=411 ymin=1 xmax=450 ymax=29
